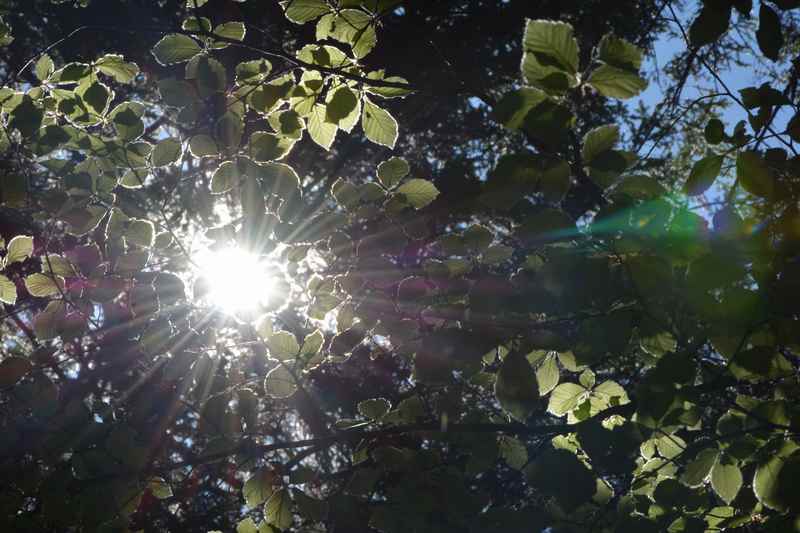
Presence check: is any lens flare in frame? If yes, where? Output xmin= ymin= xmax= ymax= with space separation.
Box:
xmin=195 ymin=247 xmax=274 ymax=314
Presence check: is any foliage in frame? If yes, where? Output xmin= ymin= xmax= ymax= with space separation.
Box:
xmin=1 ymin=0 xmax=800 ymax=532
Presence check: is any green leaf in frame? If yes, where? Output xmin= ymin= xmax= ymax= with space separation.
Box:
xmin=358 ymin=398 xmax=391 ymax=419
xmin=754 ymin=442 xmax=800 ymax=511
xmin=34 ymin=54 xmax=54 ymax=81
xmin=587 ymin=65 xmax=647 ymax=99
xmin=535 ymin=353 xmax=560 ymax=395
xmin=236 ymin=59 xmax=272 ymax=84
xmin=495 ymin=87 xmax=548 ymax=130
xmin=525 ymin=447 xmax=596 ymax=511
xmin=189 ymin=134 xmax=219 ymax=157
xmin=268 ymin=109 xmax=304 ymax=140
xmin=308 ymin=104 xmax=338 ymax=150
xmin=41 ymin=254 xmax=78 ymax=277
xmin=582 ymin=124 xmax=619 ymax=165
xmin=267 ymin=331 xmax=300 ymax=360
xmin=243 ymin=468 xmax=277 ymax=508
xmin=689 ymin=3 xmax=732 ymax=47
xmin=248 ymin=131 xmax=296 ymax=162
xmin=214 ymin=21 xmax=246 ymax=41
xmin=710 ymin=455 xmax=742 ymax=504
xmin=756 ymin=4 xmax=783 ymax=61
xmin=494 ymin=351 xmax=539 ymax=422
xmin=24 ymin=273 xmax=64 ymax=297
xmin=264 ymin=488 xmax=293 ymax=530
xmin=5 ymin=235 xmax=33 ymax=265
xmin=705 ymin=118 xmax=725 ymax=144
xmin=499 ymin=435 xmax=528 ymax=470
xmin=151 ymin=137 xmax=183 ymax=167
xmin=326 ymin=86 xmax=359 ymax=126
xmin=211 ymin=160 xmax=240 ymax=194
xmin=110 ymin=101 xmax=145 ymax=142
xmin=547 ymin=382 xmax=587 ymax=417
xmin=264 ymin=364 xmax=297 ymax=398
xmin=9 ymin=95 xmax=43 ymax=138
xmin=0 ymin=274 xmax=17 ymax=304
xmin=237 ymin=518 xmax=258 ymax=533
xmin=482 ymin=244 xmax=514 ymax=264
xmin=396 ymin=179 xmax=439 ymax=209
xmin=76 ymin=80 xmax=112 ymax=116
xmin=681 ymin=448 xmax=718 ymax=487
xmin=597 ymin=34 xmax=642 ymax=71
xmin=463 ymin=224 xmax=493 ymax=252
xmin=361 ymin=97 xmax=398 ymax=148
xmin=523 ymin=19 xmax=579 ymax=74
xmin=685 ymin=154 xmax=724 ymax=196
xmin=729 ymin=346 xmax=792 ymax=382
xmin=186 ymin=55 xmax=228 ymax=96
xmin=377 ymin=157 xmax=409 ymax=188
xmin=148 ymin=477 xmax=173 ymax=499
xmin=126 ymin=219 xmax=155 ymax=248
xmin=152 ymin=34 xmax=201 ymax=66
xmin=736 ymin=150 xmax=775 ymax=198
xmin=95 ymin=54 xmax=140 ymax=83
xmin=0 ymin=356 xmax=32 ymax=388
xmin=283 ymin=0 xmax=331 ymax=24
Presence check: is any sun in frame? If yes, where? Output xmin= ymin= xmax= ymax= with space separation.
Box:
xmin=194 ymin=246 xmax=275 ymax=314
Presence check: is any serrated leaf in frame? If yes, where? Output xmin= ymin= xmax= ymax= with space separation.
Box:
xmin=377 ymin=156 xmax=409 ymax=188
xmin=243 ymin=468 xmax=278 ymax=508
xmin=681 ymin=448 xmax=718 ymax=487
xmin=126 ymin=219 xmax=155 ymax=248
xmin=754 ymin=442 xmax=800 ymax=511
xmin=308 ymin=103 xmax=338 ymax=150
xmin=264 ymin=364 xmax=297 ymax=399
xmin=214 ymin=21 xmax=246 ymax=41
xmin=547 ymin=382 xmax=587 ymax=417
xmin=0 ymin=274 xmax=17 ymax=304
xmin=189 ymin=134 xmax=219 ymax=157
xmin=5 ymin=235 xmax=33 ymax=265
xmin=248 ymin=131 xmax=296 ymax=162
xmin=358 ymin=398 xmax=391 ymax=419
xmin=34 ymin=54 xmax=54 ymax=81
xmin=587 ymin=65 xmax=647 ymax=99
xmin=396 ymin=179 xmax=439 ymax=209
xmin=535 ymin=354 xmax=559 ymax=395
xmin=582 ymin=124 xmax=619 ymax=165
xmin=361 ymin=97 xmax=397 ymax=148
xmin=152 ymin=34 xmax=201 ymax=66
xmin=523 ymin=19 xmax=579 ymax=74
xmin=267 ymin=331 xmax=300 ymax=360
xmin=95 ymin=54 xmax=140 ymax=83
xmin=283 ymin=0 xmax=331 ymax=24
xmin=264 ymin=488 xmax=293 ymax=530
xmin=597 ymin=34 xmax=642 ymax=71
xmin=151 ymin=137 xmax=182 ymax=167
xmin=211 ymin=160 xmax=240 ymax=194
xmin=299 ymin=329 xmax=324 ymax=360
xmin=499 ymin=435 xmax=528 ymax=470
xmin=711 ymin=456 xmax=742 ymax=504
xmin=24 ymin=273 xmax=64 ymax=297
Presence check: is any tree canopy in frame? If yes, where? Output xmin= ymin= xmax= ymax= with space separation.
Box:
xmin=1 ymin=0 xmax=800 ymax=532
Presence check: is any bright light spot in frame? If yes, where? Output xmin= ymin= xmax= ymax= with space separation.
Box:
xmin=195 ymin=247 xmax=274 ymax=314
